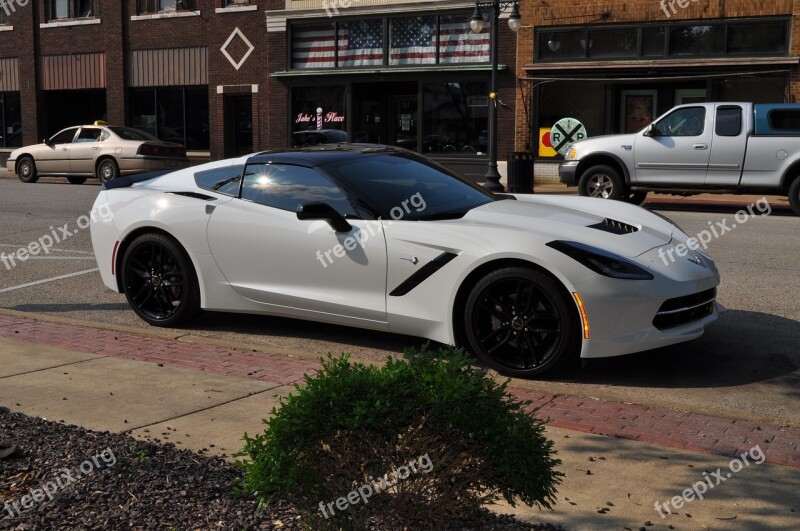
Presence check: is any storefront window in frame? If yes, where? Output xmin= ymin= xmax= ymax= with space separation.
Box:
xmin=338 ymin=20 xmax=383 ymax=67
xmin=439 ymin=14 xmax=489 ymax=64
xmin=538 ymin=83 xmax=604 ymax=155
xmin=537 ymin=18 xmax=788 ymax=62
xmin=538 ymin=31 xmax=584 ymax=61
xmin=390 ymin=16 xmax=436 ymax=65
xmin=291 ymin=86 xmax=346 ymax=146
xmin=292 ymin=23 xmax=336 ymax=69
xmin=0 ymin=92 xmax=22 ymax=148
xmin=589 ymin=28 xmax=637 ymax=58
xmin=669 ymin=25 xmax=724 ymax=56
xmin=728 ymin=23 xmax=787 ymax=55
xmin=422 ymin=82 xmax=487 ymax=154
xmin=718 ymin=75 xmax=786 ymax=103
xmin=129 ymin=86 xmax=209 ymax=151
xmin=641 ymin=27 xmax=665 ymax=57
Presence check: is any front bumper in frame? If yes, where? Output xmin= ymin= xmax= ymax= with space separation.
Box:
xmin=559 ymin=160 xmax=579 ymax=186
xmin=573 ymin=245 xmax=721 ymax=359
xmin=6 ymin=159 xmax=16 ymax=174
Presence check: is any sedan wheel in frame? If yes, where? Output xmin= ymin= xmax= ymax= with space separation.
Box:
xmin=578 ymin=164 xmax=623 ymax=200
xmin=97 ymin=159 xmax=119 ymax=183
xmin=17 ymin=157 xmax=39 ymax=183
xmin=121 ymin=234 xmax=201 ymax=327
xmin=464 ymin=267 xmax=579 ymax=377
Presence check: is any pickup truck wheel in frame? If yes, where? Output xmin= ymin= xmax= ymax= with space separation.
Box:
xmin=789 ymin=178 xmax=800 ymax=216
xmin=624 ymin=190 xmax=648 ymax=205
xmin=578 ymin=165 xmax=624 ymax=200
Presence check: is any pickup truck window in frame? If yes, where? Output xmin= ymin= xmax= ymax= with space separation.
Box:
xmin=654 ymin=107 xmax=705 ymax=137
xmin=715 ymin=106 xmax=742 ymax=137
xmin=768 ymin=110 xmax=800 ymax=132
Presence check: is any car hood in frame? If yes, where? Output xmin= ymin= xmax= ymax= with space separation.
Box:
xmin=459 ymin=195 xmax=675 ymax=258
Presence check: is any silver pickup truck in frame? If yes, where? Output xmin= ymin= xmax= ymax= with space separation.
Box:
xmin=559 ymin=102 xmax=800 ymax=215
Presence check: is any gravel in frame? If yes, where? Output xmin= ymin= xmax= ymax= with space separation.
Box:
xmin=1 ymin=410 xmax=564 ymax=530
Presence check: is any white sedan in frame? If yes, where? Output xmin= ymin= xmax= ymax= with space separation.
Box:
xmin=89 ymin=145 xmax=720 ymax=377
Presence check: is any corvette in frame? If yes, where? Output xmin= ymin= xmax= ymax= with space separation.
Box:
xmin=90 ymin=145 xmax=721 ymax=377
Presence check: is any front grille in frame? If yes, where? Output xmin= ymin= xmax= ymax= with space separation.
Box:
xmin=653 ymin=288 xmax=716 ymax=330
xmin=588 ymin=218 xmax=639 ymax=235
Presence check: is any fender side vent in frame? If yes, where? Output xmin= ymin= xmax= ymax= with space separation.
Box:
xmin=589 ymin=218 xmax=639 ymax=235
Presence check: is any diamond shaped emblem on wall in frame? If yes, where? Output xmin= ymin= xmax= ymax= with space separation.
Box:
xmin=221 ymin=27 xmax=255 ymax=71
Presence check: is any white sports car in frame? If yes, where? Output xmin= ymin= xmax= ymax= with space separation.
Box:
xmin=90 ymin=145 xmax=720 ymax=377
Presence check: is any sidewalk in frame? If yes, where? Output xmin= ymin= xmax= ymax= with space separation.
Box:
xmin=0 ymin=313 xmax=798 ymax=529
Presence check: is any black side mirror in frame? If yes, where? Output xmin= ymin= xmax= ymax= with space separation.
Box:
xmin=297 ymin=202 xmax=352 ymax=233
xmin=43 ymin=138 xmax=52 ymax=146
xmin=643 ymin=124 xmax=657 ymax=137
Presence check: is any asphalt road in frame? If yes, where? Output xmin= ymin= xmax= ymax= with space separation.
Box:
xmin=1 ymin=176 xmax=798 ymax=426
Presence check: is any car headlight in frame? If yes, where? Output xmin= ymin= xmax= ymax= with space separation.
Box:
xmin=546 ymin=241 xmax=654 ymax=280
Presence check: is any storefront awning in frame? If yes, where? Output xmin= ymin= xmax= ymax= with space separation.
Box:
xmin=271 ymin=64 xmax=506 ymax=78
xmin=521 ymin=57 xmax=799 ymax=82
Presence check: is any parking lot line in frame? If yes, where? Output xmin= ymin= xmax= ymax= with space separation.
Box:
xmin=0 ymin=268 xmax=100 ymax=294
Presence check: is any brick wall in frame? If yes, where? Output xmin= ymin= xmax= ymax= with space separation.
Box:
xmin=514 ymin=0 xmax=800 ymax=151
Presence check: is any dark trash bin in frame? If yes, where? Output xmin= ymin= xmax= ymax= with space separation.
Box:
xmin=506 ymin=152 xmax=534 ymax=194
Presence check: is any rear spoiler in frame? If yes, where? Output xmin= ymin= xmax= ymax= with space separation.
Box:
xmin=101 ymin=170 xmax=172 ymax=190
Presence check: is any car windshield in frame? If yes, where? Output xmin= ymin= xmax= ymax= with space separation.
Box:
xmin=321 ymin=151 xmax=496 ymax=221
xmin=108 ymin=127 xmax=160 ymax=142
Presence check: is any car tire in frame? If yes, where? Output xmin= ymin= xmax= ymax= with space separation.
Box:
xmin=96 ymin=158 xmax=119 ymax=183
xmin=67 ymin=176 xmax=87 ymax=185
xmin=16 ymin=156 xmax=38 ymax=183
xmin=623 ymin=190 xmax=648 ymax=205
xmin=121 ymin=233 xmax=201 ymax=327
xmin=464 ymin=266 xmax=579 ymax=378
xmin=578 ymin=165 xmax=624 ymax=200
xmin=789 ymin=178 xmax=800 ymax=216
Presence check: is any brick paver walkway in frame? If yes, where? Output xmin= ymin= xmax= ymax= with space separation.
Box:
xmin=1 ymin=314 xmax=797 ymax=468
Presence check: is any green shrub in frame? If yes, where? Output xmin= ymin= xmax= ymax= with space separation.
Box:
xmin=236 ymin=346 xmax=562 ymax=528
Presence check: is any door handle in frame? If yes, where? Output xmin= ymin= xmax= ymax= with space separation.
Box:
xmin=693 ymin=144 xmax=708 ymax=150
xmin=92 ymin=147 xmax=99 ymax=150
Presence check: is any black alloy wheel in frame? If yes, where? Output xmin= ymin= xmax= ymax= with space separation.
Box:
xmin=464 ymin=267 xmax=579 ymax=377
xmin=121 ymin=233 xmax=200 ymax=327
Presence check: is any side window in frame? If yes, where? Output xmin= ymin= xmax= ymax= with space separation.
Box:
xmin=195 ymin=165 xmax=244 ymax=197
xmin=654 ymin=107 xmax=706 ymax=137
xmin=50 ymin=128 xmax=79 ymax=145
xmin=241 ymin=163 xmax=357 ymax=217
xmin=76 ymin=128 xmax=102 ymax=143
xmin=100 ymin=130 xmax=111 ymax=142
xmin=715 ymin=106 xmax=742 ymax=136
xmin=767 ymin=109 xmax=800 ymax=132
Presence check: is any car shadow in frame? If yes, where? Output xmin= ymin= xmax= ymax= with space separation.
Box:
xmin=545 ymin=309 xmax=800 ymax=391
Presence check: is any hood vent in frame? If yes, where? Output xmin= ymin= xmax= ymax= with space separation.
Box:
xmin=588 ymin=218 xmax=639 ymax=235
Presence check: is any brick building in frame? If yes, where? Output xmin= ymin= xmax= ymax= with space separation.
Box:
xmin=0 ymin=0 xmax=519 ymax=181
xmin=514 ymin=0 xmax=800 ymax=182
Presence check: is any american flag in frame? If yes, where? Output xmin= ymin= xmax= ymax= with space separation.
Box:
xmin=292 ymin=24 xmax=336 ymax=69
xmin=338 ymin=20 xmax=383 ymax=67
xmin=389 ymin=16 xmax=436 ymax=65
xmin=291 ymin=15 xmax=490 ymax=69
xmin=439 ymin=15 xmax=490 ymax=64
